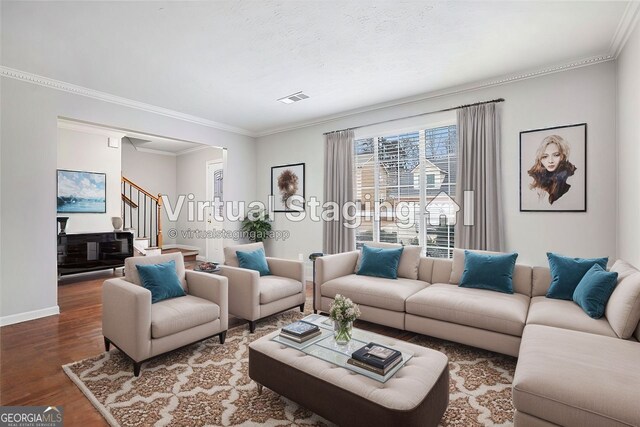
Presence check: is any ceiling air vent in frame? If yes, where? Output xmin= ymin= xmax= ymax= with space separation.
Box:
xmin=277 ymin=91 xmax=310 ymax=104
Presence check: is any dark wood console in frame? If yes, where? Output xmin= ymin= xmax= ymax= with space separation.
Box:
xmin=57 ymin=232 xmax=134 ymax=276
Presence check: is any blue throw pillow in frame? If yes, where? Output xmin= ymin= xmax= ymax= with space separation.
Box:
xmin=546 ymin=253 xmax=608 ymax=300
xmin=459 ymin=250 xmax=518 ymax=294
xmin=236 ymin=248 xmax=271 ymax=276
xmin=573 ymin=264 xmax=618 ymax=319
xmin=357 ymin=245 xmax=404 ymax=279
xmin=136 ymin=260 xmax=186 ymax=304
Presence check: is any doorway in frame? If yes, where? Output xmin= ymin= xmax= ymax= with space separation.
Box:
xmin=206 ymin=160 xmax=225 ymax=262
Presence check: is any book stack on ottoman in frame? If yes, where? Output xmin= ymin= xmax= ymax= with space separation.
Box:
xmin=279 ymin=320 xmax=321 ymax=343
xmin=347 ymin=343 xmax=403 ymax=375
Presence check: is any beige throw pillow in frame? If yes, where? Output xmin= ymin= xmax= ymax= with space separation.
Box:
xmin=605 ymin=260 xmax=640 ymax=339
xmin=355 ymin=243 xmax=421 ymax=280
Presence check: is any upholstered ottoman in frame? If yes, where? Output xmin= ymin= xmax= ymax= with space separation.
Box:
xmin=249 ymin=331 xmax=449 ymax=427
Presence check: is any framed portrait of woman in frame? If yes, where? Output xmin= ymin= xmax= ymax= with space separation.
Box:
xmin=520 ymin=123 xmax=587 ymax=212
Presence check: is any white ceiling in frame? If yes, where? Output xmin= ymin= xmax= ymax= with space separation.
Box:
xmin=1 ymin=1 xmax=632 ymax=135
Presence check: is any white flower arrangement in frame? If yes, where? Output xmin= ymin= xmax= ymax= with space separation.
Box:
xmin=329 ymin=294 xmax=361 ymax=323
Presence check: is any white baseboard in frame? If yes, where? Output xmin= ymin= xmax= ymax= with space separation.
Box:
xmin=0 ymin=305 xmax=60 ymax=327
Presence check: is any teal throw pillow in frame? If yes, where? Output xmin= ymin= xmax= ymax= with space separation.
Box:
xmin=573 ymin=264 xmax=618 ymax=319
xmin=546 ymin=253 xmax=608 ymax=300
xmin=136 ymin=260 xmax=186 ymax=304
xmin=357 ymin=245 xmax=404 ymax=279
xmin=459 ymin=250 xmax=518 ymax=294
xmin=236 ymin=248 xmax=271 ymax=276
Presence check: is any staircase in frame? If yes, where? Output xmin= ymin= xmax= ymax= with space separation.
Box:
xmin=121 ymin=176 xmax=164 ymax=256
xmin=121 ymin=175 xmax=199 ymax=260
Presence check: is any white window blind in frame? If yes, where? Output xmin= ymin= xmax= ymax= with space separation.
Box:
xmin=354 ymin=124 xmax=458 ymax=258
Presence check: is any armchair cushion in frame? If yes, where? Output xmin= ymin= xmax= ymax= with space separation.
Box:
xmin=125 ymin=252 xmax=187 ymax=289
xmin=151 ymin=295 xmax=220 ymax=339
xmin=259 ymin=276 xmax=303 ymax=304
xmin=237 ymin=248 xmax=271 ymax=276
xmin=224 ymin=242 xmax=264 ymax=267
xmin=136 ymin=260 xmax=186 ymax=303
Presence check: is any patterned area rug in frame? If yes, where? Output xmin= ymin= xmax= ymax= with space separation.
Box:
xmin=64 ymin=302 xmax=516 ymax=426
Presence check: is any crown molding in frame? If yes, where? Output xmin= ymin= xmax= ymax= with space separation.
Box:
xmin=610 ymin=1 xmax=640 ymax=58
xmin=255 ymin=54 xmax=615 ymax=137
xmin=0 ymin=66 xmax=257 ymax=137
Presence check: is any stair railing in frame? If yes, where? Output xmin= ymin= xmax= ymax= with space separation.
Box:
xmin=121 ymin=176 xmax=163 ymax=248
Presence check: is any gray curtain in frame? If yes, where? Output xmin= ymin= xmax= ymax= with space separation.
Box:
xmin=323 ymin=130 xmax=356 ymax=254
xmin=454 ymin=103 xmax=504 ymax=251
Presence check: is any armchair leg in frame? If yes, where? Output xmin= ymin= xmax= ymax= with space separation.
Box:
xmin=249 ymin=320 xmax=256 ymax=333
xmin=299 ymin=303 xmax=305 ymax=312
xmin=133 ymin=362 xmax=141 ymax=377
xmin=104 ymin=337 xmax=111 ymax=351
xmin=218 ymin=330 xmax=227 ymax=344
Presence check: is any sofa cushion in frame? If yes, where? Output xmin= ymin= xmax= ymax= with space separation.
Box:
xmin=572 ymin=264 xmax=618 ymax=319
xmin=151 ymin=295 xmax=220 ymax=339
xmin=357 ymin=245 xmax=403 ymax=279
xmin=459 ymin=250 xmax=518 ymax=294
xmin=546 ymin=252 xmax=608 ymax=300
xmin=513 ymin=325 xmax=640 ymax=427
xmin=527 ymin=296 xmax=617 ymax=337
xmin=224 ymin=242 xmax=264 ymax=267
xmin=450 ymin=248 xmax=533 ymax=296
xmin=259 ymin=275 xmax=303 ymax=304
xmin=605 ymin=260 xmax=640 ymax=339
xmin=355 ymin=243 xmax=421 ymax=280
xmin=405 ymin=283 xmax=530 ymax=336
xmin=321 ymin=274 xmax=426 ymax=312
xmin=531 ymin=266 xmax=552 ymax=297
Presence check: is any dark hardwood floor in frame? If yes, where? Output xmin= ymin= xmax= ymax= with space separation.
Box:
xmin=0 ymin=269 xmax=414 ymax=426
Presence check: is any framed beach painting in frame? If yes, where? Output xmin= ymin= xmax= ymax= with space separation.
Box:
xmin=57 ymin=169 xmax=107 ymax=213
xmin=520 ymin=123 xmax=587 ymax=212
xmin=271 ymin=163 xmax=305 ymax=212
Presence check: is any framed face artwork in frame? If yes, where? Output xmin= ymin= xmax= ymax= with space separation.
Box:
xmin=520 ymin=123 xmax=587 ymax=212
xmin=271 ymin=163 xmax=305 ymax=212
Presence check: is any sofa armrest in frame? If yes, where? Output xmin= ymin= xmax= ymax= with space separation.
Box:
xmin=186 ymin=270 xmax=229 ymax=331
xmin=315 ymin=251 xmax=359 ymax=311
xmin=218 ymin=265 xmax=260 ymax=321
xmin=102 ymin=278 xmax=152 ymax=362
xmin=266 ymin=257 xmax=305 ymax=284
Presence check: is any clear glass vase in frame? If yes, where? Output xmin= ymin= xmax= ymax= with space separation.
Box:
xmin=333 ymin=320 xmax=353 ymax=345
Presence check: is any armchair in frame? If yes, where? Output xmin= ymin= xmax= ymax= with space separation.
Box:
xmin=219 ymin=242 xmax=305 ymax=332
xmin=102 ymin=253 xmax=228 ymax=376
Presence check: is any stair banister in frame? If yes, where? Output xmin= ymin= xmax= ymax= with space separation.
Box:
xmin=120 ymin=176 xmax=163 ymax=248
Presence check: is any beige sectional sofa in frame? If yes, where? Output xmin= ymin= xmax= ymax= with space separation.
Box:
xmin=315 ymin=247 xmax=640 ymax=426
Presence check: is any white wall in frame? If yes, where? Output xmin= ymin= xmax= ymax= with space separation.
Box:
xmin=121 ymin=141 xmax=178 ymax=245
xmin=57 ymin=127 xmax=121 ymax=233
xmin=0 ymin=77 xmax=256 ymax=324
xmin=256 ymin=62 xmax=618 ymax=267
xmin=617 ymin=20 xmax=640 ymax=267
xmin=175 ymin=147 xmax=224 ymax=257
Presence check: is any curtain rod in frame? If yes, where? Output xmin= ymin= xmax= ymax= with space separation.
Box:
xmin=323 ymin=98 xmax=505 ymax=136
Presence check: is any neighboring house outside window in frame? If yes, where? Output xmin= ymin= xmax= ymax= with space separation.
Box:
xmin=354 ymin=124 xmax=457 ymax=258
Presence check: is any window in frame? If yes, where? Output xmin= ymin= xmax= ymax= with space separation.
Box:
xmin=354 ymin=124 xmax=457 ymax=258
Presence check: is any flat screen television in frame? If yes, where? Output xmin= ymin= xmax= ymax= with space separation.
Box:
xmin=57 ymin=169 xmax=106 ymax=213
